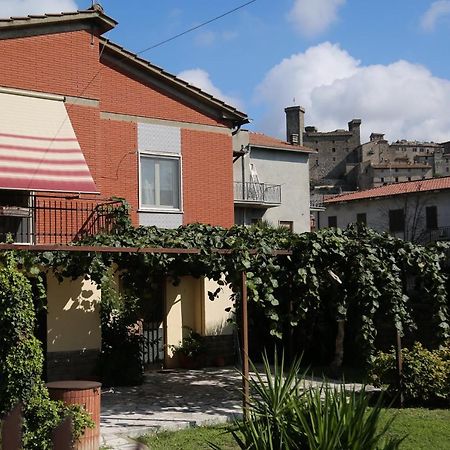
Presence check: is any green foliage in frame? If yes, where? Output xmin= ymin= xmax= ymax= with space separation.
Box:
xmin=369 ymin=342 xmax=450 ymax=405
xmin=170 ymin=328 xmax=206 ymax=358
xmin=97 ymin=269 xmax=144 ymax=386
xmin=13 ymin=220 xmax=450 ymax=365
xmin=0 ymin=252 xmax=94 ymax=448
xmin=228 ymin=352 xmax=403 ymax=450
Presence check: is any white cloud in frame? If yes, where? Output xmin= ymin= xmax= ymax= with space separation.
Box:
xmin=0 ymin=0 xmax=78 ymax=17
xmin=177 ymin=68 xmax=243 ymax=109
xmin=288 ymin=0 xmax=346 ymax=37
xmin=420 ymin=0 xmax=450 ymax=31
xmin=255 ymin=42 xmax=450 ymax=143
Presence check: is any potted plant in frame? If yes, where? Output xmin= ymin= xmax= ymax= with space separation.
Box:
xmin=170 ymin=329 xmax=206 ymax=369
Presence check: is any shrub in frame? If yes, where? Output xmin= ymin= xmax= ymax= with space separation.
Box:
xmin=225 ymin=352 xmax=402 ymax=450
xmin=0 ymin=253 xmax=93 ymax=448
xmin=369 ymin=342 xmax=450 ymax=406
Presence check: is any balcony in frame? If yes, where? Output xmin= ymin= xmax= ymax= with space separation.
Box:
xmin=0 ymin=193 xmax=124 ymax=245
xmin=234 ymin=182 xmax=281 ymax=208
xmin=310 ymin=194 xmax=326 ymax=211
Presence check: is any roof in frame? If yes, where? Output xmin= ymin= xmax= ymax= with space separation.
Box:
xmin=101 ymin=39 xmax=248 ymax=124
xmin=0 ymin=7 xmax=248 ymax=125
xmin=304 ymin=130 xmax=353 ymax=137
xmin=0 ymin=7 xmax=117 ymax=34
xmin=248 ymin=132 xmax=315 ymax=153
xmin=325 ymin=177 xmax=450 ymax=204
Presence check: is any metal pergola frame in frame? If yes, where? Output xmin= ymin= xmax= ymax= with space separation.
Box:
xmin=0 ymin=243 xmax=292 ymax=419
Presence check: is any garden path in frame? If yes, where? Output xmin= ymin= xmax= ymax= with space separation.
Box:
xmin=100 ymin=366 xmax=370 ymax=449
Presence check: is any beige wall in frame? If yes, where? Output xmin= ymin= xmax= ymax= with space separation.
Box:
xmin=203 ymin=277 xmax=234 ymax=336
xmin=46 ymin=272 xmax=101 ymax=353
xmin=164 ymin=276 xmax=234 ymax=367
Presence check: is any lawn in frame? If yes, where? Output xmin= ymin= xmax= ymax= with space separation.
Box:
xmin=138 ymin=408 xmax=450 ymax=449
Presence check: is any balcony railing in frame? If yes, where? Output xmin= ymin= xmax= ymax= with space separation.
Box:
xmin=310 ymin=194 xmax=325 ymax=211
xmin=0 ymin=194 xmax=124 ymax=245
xmin=421 ymin=226 xmax=450 ymax=244
xmin=234 ymin=182 xmax=281 ymax=207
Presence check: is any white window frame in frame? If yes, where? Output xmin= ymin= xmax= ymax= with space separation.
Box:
xmin=138 ymin=151 xmax=183 ymax=213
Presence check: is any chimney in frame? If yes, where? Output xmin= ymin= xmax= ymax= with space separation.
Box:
xmin=285 ymin=106 xmax=305 ymax=146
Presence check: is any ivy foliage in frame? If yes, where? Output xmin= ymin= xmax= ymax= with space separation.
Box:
xmin=0 ymin=252 xmax=94 ymax=449
xmin=15 ymin=203 xmax=450 ymax=364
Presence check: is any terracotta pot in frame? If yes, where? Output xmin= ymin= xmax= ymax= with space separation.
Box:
xmin=178 ymin=354 xmax=201 ymax=369
xmin=213 ymin=356 xmax=226 ymax=367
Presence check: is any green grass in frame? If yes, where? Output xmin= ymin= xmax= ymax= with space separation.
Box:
xmin=137 ymin=424 xmax=237 ymax=450
xmin=381 ymin=408 xmax=450 ymax=450
xmin=138 ymin=409 xmax=450 ymax=449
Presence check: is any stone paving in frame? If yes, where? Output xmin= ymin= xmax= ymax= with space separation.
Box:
xmin=100 ymin=367 xmax=243 ymax=449
xmin=100 ymin=366 xmax=371 ymax=449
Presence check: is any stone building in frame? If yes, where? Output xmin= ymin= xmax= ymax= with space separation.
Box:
xmin=303 ymin=118 xmax=361 ymax=191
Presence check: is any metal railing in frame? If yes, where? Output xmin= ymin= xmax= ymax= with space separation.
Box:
xmin=234 ymin=181 xmax=281 ymax=205
xmin=423 ymin=226 xmax=450 ymax=243
xmin=140 ymin=321 xmax=164 ymax=368
xmin=310 ymin=194 xmax=325 ymax=210
xmin=0 ymin=194 xmax=124 ymax=244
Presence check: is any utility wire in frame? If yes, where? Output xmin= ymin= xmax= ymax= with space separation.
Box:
xmin=33 ymin=0 xmax=257 ymax=184
xmin=135 ymin=0 xmax=257 ymax=55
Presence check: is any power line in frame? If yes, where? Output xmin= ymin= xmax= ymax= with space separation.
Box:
xmin=135 ymin=0 xmax=257 ymax=55
xmin=32 ymin=1 xmax=257 ymax=182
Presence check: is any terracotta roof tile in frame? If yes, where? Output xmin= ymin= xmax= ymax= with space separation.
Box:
xmin=249 ymin=132 xmax=315 ymax=153
xmin=325 ymin=177 xmax=450 ymax=204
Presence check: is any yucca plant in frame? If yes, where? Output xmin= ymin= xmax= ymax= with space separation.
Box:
xmin=221 ymin=352 xmax=404 ymax=450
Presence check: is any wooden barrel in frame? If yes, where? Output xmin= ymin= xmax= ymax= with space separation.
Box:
xmin=47 ymin=380 xmax=101 ymax=450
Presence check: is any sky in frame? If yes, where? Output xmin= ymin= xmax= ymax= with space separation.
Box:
xmin=2 ymin=0 xmax=450 ymax=143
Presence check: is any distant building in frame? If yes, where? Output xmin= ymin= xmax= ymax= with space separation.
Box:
xmin=318 ymin=177 xmax=450 ymax=243
xmin=303 ymin=118 xmax=362 ymax=191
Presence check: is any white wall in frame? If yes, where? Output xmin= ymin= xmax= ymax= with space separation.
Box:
xmin=319 ymin=190 xmax=450 ymax=241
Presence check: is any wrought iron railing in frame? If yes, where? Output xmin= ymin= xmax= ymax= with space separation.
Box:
xmin=422 ymin=226 xmax=450 ymax=243
xmin=234 ymin=181 xmax=281 ymax=205
xmin=0 ymin=194 xmax=124 ymax=244
xmin=310 ymin=194 xmax=325 ymax=210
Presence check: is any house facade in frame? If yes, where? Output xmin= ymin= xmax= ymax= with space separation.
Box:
xmin=0 ymin=7 xmax=249 ymax=377
xmin=233 ymin=108 xmax=314 ymax=233
xmin=318 ymin=177 xmax=450 ymax=243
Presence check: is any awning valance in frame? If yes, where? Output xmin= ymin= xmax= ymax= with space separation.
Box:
xmin=0 ymin=90 xmax=97 ymax=193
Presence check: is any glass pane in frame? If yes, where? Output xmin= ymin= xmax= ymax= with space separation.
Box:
xmin=159 ymin=159 xmax=179 ymax=208
xmin=141 ymin=157 xmax=156 ymax=207
xmin=140 ymin=156 xmax=180 ymax=208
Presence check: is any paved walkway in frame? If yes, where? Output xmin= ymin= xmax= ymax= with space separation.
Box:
xmin=100 ymin=366 xmax=370 ymax=449
xmin=100 ymin=368 xmax=243 ymax=449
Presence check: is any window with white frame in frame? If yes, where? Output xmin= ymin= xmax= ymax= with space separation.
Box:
xmin=140 ymin=154 xmax=181 ymax=209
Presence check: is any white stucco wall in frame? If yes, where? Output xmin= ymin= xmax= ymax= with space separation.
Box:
xmin=233 ymin=133 xmax=311 ymax=233
xmin=319 ymin=190 xmax=450 ymax=241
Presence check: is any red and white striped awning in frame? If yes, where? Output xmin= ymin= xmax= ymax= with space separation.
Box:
xmin=0 ymin=89 xmax=97 ymax=193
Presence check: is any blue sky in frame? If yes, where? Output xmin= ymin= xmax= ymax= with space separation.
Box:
xmin=3 ymin=0 xmax=450 ymax=142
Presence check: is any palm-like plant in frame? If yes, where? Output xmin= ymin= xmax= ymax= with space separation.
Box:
xmin=221 ymin=352 xmax=404 ymax=450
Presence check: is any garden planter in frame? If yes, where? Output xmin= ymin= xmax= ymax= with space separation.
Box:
xmin=178 ymin=353 xmax=202 ymax=369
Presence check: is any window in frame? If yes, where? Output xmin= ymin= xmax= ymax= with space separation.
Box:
xmin=395 ymin=168 xmax=399 ymax=172
xmin=140 ymin=155 xmax=180 ymax=209
xmin=279 ymin=220 xmax=293 ymax=231
xmin=381 ymin=177 xmax=385 ymax=183
xmin=315 ymin=159 xmax=319 ymax=166
xmin=328 ymin=216 xmax=337 ymax=228
xmin=426 ymin=206 xmax=438 ymax=230
xmin=408 ymin=177 xmax=411 ymax=181
xmin=446 ymin=167 xmax=449 ymax=173
xmin=389 ymin=209 xmax=404 ymax=233
xmin=0 ymin=190 xmax=31 ymax=244
xmin=356 ymin=213 xmax=367 ymax=225
xmin=395 ymin=177 xmax=399 ymax=182
xmin=332 ymin=148 xmax=336 ymax=152
xmin=332 ymin=157 xmax=336 ymax=162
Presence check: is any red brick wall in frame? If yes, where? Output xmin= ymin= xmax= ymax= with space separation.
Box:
xmin=0 ymin=31 xmax=100 ymax=99
xmin=0 ymin=28 xmax=235 ymax=228
xmin=182 ymin=129 xmax=234 ymax=227
xmin=99 ymin=59 xmax=226 ymax=128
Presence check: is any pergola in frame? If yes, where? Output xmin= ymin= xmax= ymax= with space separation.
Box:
xmin=0 ymin=243 xmax=292 ymax=418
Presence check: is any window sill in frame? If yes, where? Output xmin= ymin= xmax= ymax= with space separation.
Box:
xmin=138 ymin=208 xmax=183 ymax=214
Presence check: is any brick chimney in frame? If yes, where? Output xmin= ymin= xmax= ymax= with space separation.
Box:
xmin=285 ymin=106 xmax=305 ymax=146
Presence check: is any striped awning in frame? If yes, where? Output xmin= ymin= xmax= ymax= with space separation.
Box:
xmin=0 ymin=89 xmax=97 ymax=193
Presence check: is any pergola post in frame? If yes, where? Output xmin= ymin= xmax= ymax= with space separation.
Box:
xmin=241 ymin=270 xmax=250 ymax=421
